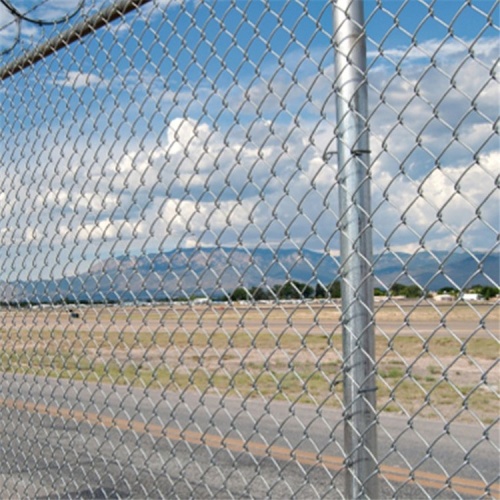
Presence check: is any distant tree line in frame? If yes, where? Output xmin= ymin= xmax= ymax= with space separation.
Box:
xmin=230 ymin=280 xmax=452 ymax=302
xmin=230 ymin=280 xmax=342 ymax=302
xmin=0 ymin=297 xmax=100 ymax=308
xmin=374 ymin=283 xmax=425 ymax=298
xmin=2 ymin=282 xmax=496 ymax=309
xmin=229 ymin=281 xmax=498 ymax=302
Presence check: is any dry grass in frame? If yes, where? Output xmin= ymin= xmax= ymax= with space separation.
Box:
xmin=0 ymin=301 xmax=498 ymax=423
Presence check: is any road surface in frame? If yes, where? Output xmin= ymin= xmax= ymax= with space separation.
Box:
xmin=0 ymin=373 xmax=498 ymax=498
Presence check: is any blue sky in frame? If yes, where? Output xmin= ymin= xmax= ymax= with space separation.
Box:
xmin=0 ymin=0 xmax=498 ymax=281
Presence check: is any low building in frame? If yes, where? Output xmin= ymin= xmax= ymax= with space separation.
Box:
xmin=434 ymin=294 xmax=454 ymax=302
xmin=462 ymin=293 xmax=483 ymax=301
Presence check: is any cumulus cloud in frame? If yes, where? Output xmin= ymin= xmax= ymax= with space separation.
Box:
xmin=371 ymin=150 xmax=499 ymax=252
xmin=0 ymin=3 xmax=497 ymax=281
xmin=57 ymin=71 xmax=105 ymax=88
xmin=0 ymin=7 xmax=18 ymax=54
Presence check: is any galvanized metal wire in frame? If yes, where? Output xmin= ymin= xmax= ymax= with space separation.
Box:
xmin=0 ymin=0 xmax=498 ymax=498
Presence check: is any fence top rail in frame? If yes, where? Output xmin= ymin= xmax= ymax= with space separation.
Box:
xmin=0 ymin=0 xmax=153 ymax=81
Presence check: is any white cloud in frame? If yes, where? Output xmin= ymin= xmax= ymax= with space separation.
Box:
xmin=371 ymin=150 xmax=499 ymax=253
xmin=0 ymin=6 xmax=497 ymax=282
xmin=57 ymin=71 xmax=105 ymax=88
xmin=368 ymin=37 xmax=499 ymax=67
xmin=0 ymin=8 xmax=18 ymax=54
xmin=76 ymin=218 xmax=147 ymax=244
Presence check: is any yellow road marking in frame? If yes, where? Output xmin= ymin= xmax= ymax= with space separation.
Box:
xmin=1 ymin=397 xmax=498 ymax=498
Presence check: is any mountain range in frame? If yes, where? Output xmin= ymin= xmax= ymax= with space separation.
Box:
xmin=1 ymin=247 xmax=498 ymax=304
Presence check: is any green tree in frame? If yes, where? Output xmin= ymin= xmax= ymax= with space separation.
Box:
xmin=329 ymin=280 xmax=341 ymax=299
xmin=390 ymin=283 xmax=407 ymax=296
xmin=274 ymin=281 xmax=314 ymax=300
xmin=482 ymin=286 xmax=499 ymax=300
xmin=251 ymin=286 xmax=272 ymax=301
xmin=315 ymin=282 xmax=328 ymax=299
xmin=469 ymin=285 xmax=499 ymax=300
xmin=390 ymin=282 xmax=425 ymax=298
xmin=230 ymin=287 xmax=252 ymax=301
xmin=405 ymin=285 xmax=422 ymax=298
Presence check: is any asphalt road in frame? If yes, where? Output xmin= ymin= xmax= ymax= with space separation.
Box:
xmin=0 ymin=373 xmax=498 ymax=498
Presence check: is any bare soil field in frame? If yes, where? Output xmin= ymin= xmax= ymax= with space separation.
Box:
xmin=0 ymin=300 xmax=498 ymax=423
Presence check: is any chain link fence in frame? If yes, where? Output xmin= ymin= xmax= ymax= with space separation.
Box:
xmin=0 ymin=0 xmax=498 ymax=497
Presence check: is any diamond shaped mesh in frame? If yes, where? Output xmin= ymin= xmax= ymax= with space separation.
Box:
xmin=0 ymin=0 xmax=498 ymax=498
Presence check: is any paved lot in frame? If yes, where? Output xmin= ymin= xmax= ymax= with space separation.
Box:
xmin=0 ymin=374 xmax=498 ymax=498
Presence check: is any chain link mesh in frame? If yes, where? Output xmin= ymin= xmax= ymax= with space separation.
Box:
xmin=0 ymin=0 xmax=498 ymax=497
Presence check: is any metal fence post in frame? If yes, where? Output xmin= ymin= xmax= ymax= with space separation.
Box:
xmin=332 ymin=1 xmax=379 ymax=498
